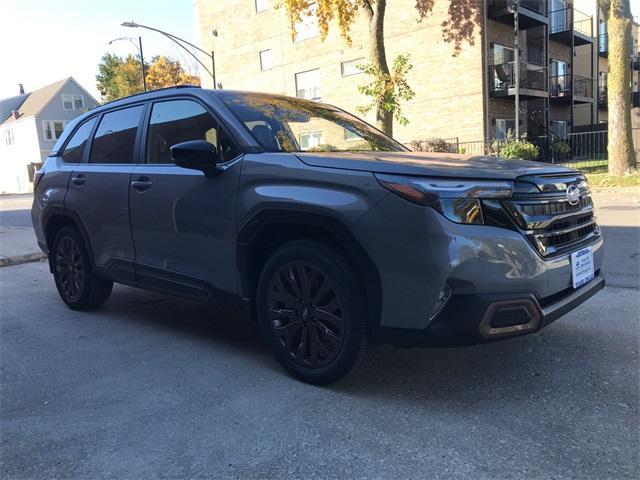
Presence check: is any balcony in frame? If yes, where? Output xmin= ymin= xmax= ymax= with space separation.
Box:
xmin=549 ymin=74 xmax=594 ymax=103
xmin=488 ymin=0 xmax=548 ymax=29
xmin=598 ymin=85 xmax=607 ymax=108
xmin=549 ymin=8 xmax=593 ymax=46
xmin=489 ymin=62 xmax=548 ymax=99
xmin=599 ymin=33 xmax=608 ymax=56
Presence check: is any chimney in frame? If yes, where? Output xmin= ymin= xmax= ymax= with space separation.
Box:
xmin=18 ymin=83 xmax=24 ymax=95
xmin=11 ymin=110 xmax=19 ymax=120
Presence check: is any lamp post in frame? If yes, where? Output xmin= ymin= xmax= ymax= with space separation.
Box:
xmin=108 ymin=36 xmax=147 ymax=91
xmin=121 ymin=21 xmax=216 ymax=88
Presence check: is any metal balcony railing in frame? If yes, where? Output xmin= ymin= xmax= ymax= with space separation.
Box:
xmin=549 ymin=74 xmax=593 ymax=99
xmin=489 ymin=0 xmax=547 ymax=15
xmin=490 ymin=62 xmax=548 ymax=93
xmin=573 ymin=74 xmax=593 ymax=98
xmin=598 ymin=85 xmax=607 ymax=107
xmin=550 ymin=8 xmax=592 ymax=36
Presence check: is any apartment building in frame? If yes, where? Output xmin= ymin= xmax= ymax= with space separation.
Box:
xmin=571 ymin=0 xmax=639 ymax=129
xmin=195 ymin=0 xmax=638 ymax=146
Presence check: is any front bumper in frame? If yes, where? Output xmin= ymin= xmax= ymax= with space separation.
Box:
xmin=351 ymin=193 xmax=605 ymax=334
xmin=372 ymin=272 xmax=605 ymax=347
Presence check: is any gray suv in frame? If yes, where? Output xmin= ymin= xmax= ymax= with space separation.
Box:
xmin=32 ymin=86 xmax=604 ymax=384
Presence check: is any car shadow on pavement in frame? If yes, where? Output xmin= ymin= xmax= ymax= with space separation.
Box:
xmin=95 ymin=284 xmax=626 ymax=407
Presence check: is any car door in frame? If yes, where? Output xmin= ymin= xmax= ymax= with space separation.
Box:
xmin=129 ymin=97 xmax=243 ymax=300
xmin=64 ymin=104 xmax=145 ymax=283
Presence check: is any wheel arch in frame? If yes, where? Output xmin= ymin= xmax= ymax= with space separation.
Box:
xmin=237 ymin=209 xmax=382 ymax=326
xmin=43 ymin=207 xmax=95 ymax=273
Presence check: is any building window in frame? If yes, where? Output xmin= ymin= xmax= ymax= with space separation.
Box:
xmin=260 ymin=49 xmax=273 ymax=71
xmin=62 ymin=94 xmax=85 ymax=111
xmin=293 ymin=3 xmax=319 ymax=42
xmin=341 ymin=58 xmax=364 ymax=77
xmin=495 ymin=119 xmax=516 ymax=140
xmin=550 ymin=120 xmax=568 ymax=139
xmin=300 ymin=132 xmax=323 ymax=150
xmin=493 ymin=43 xmax=514 ymax=65
xmin=344 ymin=129 xmax=362 ymax=142
xmin=255 ymin=0 xmax=268 ymax=12
xmin=295 ymin=69 xmax=321 ymax=101
xmin=43 ymin=120 xmax=67 ymax=141
xmin=4 ymin=128 xmax=15 ymax=146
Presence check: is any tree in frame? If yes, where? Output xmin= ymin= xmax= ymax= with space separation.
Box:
xmin=145 ymin=56 xmax=201 ymax=91
xmin=96 ymin=54 xmax=200 ymax=103
xmin=600 ymin=0 xmax=636 ymax=175
xmin=96 ymin=54 xmax=146 ymax=102
xmin=281 ymin=1 xmax=480 ymax=136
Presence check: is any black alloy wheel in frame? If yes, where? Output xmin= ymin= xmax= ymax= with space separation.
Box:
xmin=267 ymin=261 xmax=346 ymax=368
xmin=52 ymin=226 xmax=113 ymax=310
xmin=257 ymin=239 xmax=371 ymax=384
xmin=55 ymin=235 xmax=85 ymax=303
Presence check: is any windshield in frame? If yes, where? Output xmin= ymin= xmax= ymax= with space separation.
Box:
xmin=218 ymin=92 xmax=406 ymax=153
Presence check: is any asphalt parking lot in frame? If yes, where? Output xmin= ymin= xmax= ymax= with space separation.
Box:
xmin=1 ymin=192 xmax=639 ymax=478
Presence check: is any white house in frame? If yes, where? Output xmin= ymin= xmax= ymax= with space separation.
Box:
xmin=0 ymin=78 xmax=99 ymax=193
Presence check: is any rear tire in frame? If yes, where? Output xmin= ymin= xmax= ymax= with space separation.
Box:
xmin=51 ymin=226 xmax=113 ymax=310
xmin=257 ymin=239 xmax=371 ymax=384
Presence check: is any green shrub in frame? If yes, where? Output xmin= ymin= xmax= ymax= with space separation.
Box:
xmin=492 ymin=130 xmax=539 ymax=160
xmin=409 ymin=138 xmax=454 ymax=153
xmin=551 ymin=141 xmax=571 ymax=156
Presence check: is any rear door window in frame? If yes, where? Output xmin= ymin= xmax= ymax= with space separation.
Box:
xmin=61 ymin=117 xmax=97 ymax=163
xmin=89 ymin=105 xmax=144 ymax=164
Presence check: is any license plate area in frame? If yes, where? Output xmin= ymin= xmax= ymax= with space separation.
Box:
xmin=571 ymin=246 xmax=594 ymax=289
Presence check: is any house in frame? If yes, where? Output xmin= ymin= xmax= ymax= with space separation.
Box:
xmin=0 ymin=77 xmax=99 ymax=193
xmin=195 ymin=0 xmax=639 ymax=149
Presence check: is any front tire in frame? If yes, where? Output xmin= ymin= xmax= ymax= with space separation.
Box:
xmin=257 ymin=240 xmax=371 ymax=384
xmin=51 ymin=226 xmax=113 ymax=310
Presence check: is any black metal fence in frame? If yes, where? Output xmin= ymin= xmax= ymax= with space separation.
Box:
xmin=408 ymin=128 xmax=640 ymax=172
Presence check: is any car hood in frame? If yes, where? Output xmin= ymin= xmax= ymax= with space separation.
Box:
xmin=295 ymin=151 xmax=574 ymax=180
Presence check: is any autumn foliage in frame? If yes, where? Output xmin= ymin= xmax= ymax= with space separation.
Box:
xmin=96 ymin=54 xmax=200 ymax=102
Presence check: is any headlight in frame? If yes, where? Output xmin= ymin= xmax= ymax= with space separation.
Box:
xmin=375 ymin=174 xmax=513 ymax=225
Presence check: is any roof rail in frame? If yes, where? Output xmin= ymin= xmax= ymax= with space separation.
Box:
xmin=99 ymin=84 xmax=202 ymax=107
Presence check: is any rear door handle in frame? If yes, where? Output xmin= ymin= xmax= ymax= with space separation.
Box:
xmin=71 ymin=174 xmax=86 ymax=186
xmin=131 ymin=176 xmax=152 ymax=192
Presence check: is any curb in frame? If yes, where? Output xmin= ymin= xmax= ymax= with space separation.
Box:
xmin=0 ymin=252 xmax=47 ymax=268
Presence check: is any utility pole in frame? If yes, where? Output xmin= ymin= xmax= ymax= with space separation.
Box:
xmin=513 ymin=0 xmax=520 ymax=139
xmin=211 ymin=51 xmax=216 ymax=89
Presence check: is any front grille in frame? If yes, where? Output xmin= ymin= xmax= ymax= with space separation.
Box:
xmin=505 ymin=175 xmax=600 ymax=257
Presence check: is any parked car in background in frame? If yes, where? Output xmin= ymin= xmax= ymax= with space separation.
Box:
xmin=32 ymin=87 xmax=604 ymax=384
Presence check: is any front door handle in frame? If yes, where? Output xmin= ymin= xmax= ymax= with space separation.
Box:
xmin=71 ymin=174 xmax=86 ymax=186
xmin=131 ymin=176 xmax=152 ymax=192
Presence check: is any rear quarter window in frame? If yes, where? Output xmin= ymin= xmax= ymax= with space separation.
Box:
xmin=61 ymin=117 xmax=97 ymax=163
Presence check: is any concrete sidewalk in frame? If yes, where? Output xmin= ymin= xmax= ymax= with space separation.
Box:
xmin=0 ymin=193 xmax=45 ymax=267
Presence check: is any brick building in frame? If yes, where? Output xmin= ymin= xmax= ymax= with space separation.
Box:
xmin=195 ymin=0 xmax=639 ymax=146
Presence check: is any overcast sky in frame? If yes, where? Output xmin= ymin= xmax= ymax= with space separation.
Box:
xmin=2 ymin=0 xmax=639 ymax=102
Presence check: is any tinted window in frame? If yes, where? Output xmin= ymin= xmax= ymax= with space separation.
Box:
xmin=61 ymin=117 xmax=97 ymax=163
xmin=219 ymin=92 xmax=405 ymax=152
xmin=89 ymin=105 xmax=143 ymax=164
xmin=146 ymin=100 xmax=239 ymax=164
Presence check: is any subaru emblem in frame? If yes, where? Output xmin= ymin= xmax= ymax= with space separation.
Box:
xmin=566 ymin=185 xmax=581 ymax=206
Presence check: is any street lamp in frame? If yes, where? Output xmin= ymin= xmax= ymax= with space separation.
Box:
xmin=108 ymin=36 xmax=147 ymax=92
xmin=121 ymin=21 xmax=216 ymax=88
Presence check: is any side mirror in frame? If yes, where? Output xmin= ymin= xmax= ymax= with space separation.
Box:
xmin=170 ymin=140 xmax=220 ymax=176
